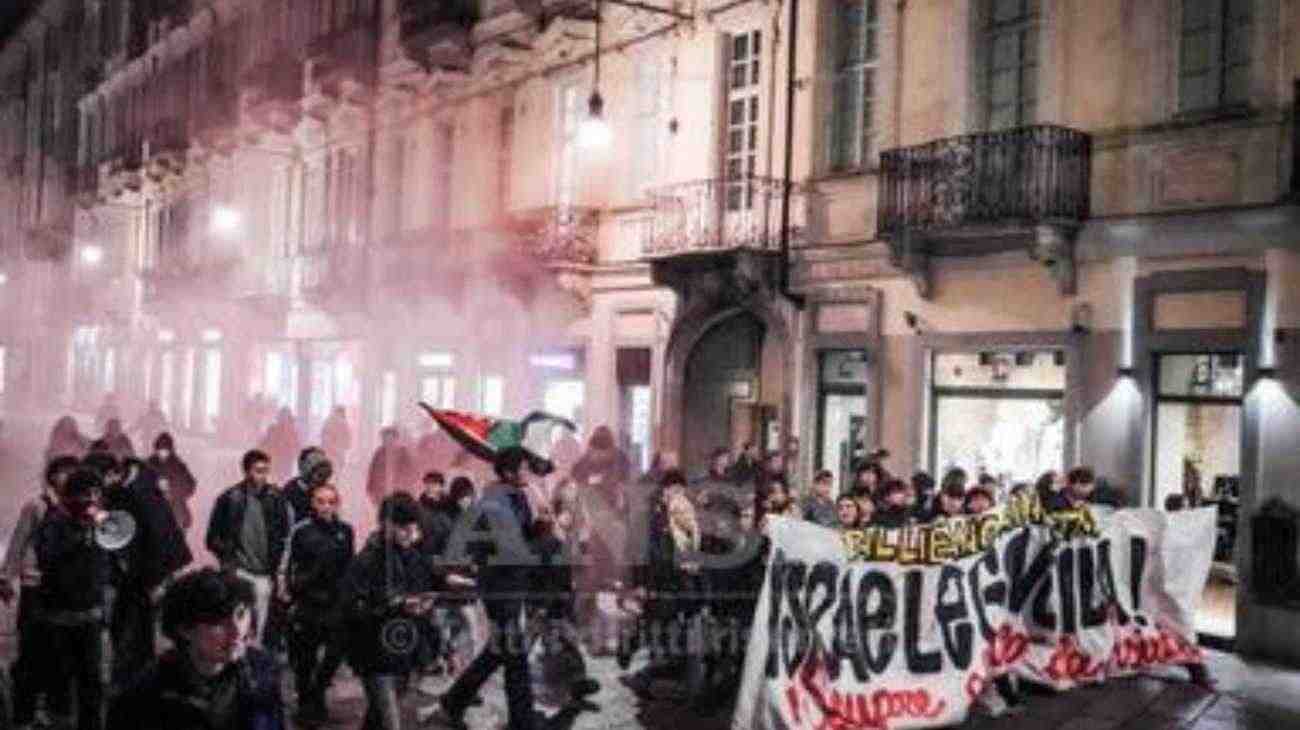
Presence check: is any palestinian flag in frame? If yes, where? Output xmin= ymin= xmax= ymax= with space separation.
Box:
xmin=418 ymin=404 xmax=499 ymax=463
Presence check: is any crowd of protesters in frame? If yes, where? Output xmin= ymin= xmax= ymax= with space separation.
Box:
xmin=0 ymin=401 xmax=1214 ymax=730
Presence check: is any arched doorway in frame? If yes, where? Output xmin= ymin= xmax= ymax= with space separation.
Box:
xmin=680 ymin=311 xmax=787 ymax=473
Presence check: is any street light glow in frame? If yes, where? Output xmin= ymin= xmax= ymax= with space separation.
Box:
xmin=0 ymin=272 xmax=8 ymax=285
xmin=578 ymin=91 xmax=611 ymax=149
xmin=80 ymin=245 xmax=104 ymax=266
xmin=158 ymin=329 xmax=176 ymax=343
xmin=212 ymin=206 xmax=242 ymax=235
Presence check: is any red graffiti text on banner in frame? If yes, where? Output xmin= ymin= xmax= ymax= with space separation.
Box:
xmin=786 ymin=654 xmax=948 ymax=730
xmin=965 ymin=624 xmax=1031 ymax=700
xmin=1044 ymin=635 xmax=1104 ymax=683
xmin=1108 ymin=622 xmax=1202 ymax=673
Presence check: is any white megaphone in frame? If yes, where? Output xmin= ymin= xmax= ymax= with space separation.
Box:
xmin=95 ymin=510 xmax=137 ymax=551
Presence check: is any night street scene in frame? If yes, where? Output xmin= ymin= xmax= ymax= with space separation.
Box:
xmin=2 ymin=1 xmax=1300 ymax=730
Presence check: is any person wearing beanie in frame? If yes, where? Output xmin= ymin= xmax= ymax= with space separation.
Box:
xmin=965 ymin=485 xmax=996 ymax=515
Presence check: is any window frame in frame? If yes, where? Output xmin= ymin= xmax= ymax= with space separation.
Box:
xmin=1175 ymin=0 xmax=1253 ymax=117
xmin=979 ymin=0 xmax=1040 ymax=132
xmin=826 ymin=0 xmax=881 ymax=174
xmin=723 ymin=28 xmax=763 ymax=212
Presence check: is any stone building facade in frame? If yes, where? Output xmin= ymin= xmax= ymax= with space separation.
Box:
xmin=0 ymin=0 xmax=1299 ymax=660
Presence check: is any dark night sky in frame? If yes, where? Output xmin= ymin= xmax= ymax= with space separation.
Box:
xmin=0 ymin=2 xmax=39 ymax=49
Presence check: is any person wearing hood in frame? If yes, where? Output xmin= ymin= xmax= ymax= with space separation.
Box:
xmin=568 ymin=425 xmax=630 ymax=616
xmin=261 ymin=408 xmax=303 ymax=484
xmin=285 ymin=482 xmax=354 ymax=724
xmin=100 ymin=418 xmax=136 ymax=461
xmin=45 ymin=415 xmax=89 ymax=462
xmin=146 ymin=433 xmax=198 ymax=531
xmin=283 ymin=447 xmax=334 ymax=525
xmin=366 ymin=426 xmax=416 ymax=507
xmin=131 ymin=400 xmax=169 ymax=449
xmin=320 ymin=406 xmax=353 ymax=473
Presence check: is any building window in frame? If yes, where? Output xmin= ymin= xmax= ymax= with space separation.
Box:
xmin=628 ymin=63 xmax=661 ymax=200
xmin=983 ymin=0 xmax=1038 ymax=131
xmin=1178 ymin=0 xmax=1251 ymax=113
xmin=929 ymin=350 xmax=1064 ymax=485
xmin=724 ymin=30 xmax=762 ymax=211
xmin=556 ymin=80 xmax=584 ymax=208
xmin=827 ymin=0 xmax=879 ymax=172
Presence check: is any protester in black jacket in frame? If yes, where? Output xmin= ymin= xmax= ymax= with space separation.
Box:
xmin=34 ymin=468 xmax=114 ymax=730
xmin=286 ymin=482 xmax=354 ymax=724
xmin=341 ymin=493 xmax=447 ymax=730
xmin=206 ymin=449 xmax=293 ymax=648
xmin=108 ymin=568 xmax=285 ymax=730
xmin=283 ymin=447 xmax=334 ymax=524
xmin=417 ymin=471 xmax=455 ymax=559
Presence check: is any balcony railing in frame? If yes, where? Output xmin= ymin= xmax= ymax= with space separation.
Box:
xmin=506 ymin=206 xmax=599 ymax=265
xmin=878 ymin=125 xmax=1091 ymax=238
xmin=642 ymin=177 xmax=802 ymax=257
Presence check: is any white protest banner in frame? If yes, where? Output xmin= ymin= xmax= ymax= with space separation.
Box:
xmin=732 ymin=505 xmax=1216 ymax=730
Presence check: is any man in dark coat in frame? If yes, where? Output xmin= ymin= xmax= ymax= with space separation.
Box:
xmin=340 ymin=493 xmax=446 ymax=730
xmin=84 ymin=452 xmax=193 ymax=689
xmin=285 ymin=482 xmax=354 ymax=724
xmin=205 ymin=449 xmax=293 ymax=648
xmin=428 ymin=447 xmax=541 ymax=730
xmin=34 ymin=468 xmax=114 ymax=730
xmin=107 ymin=568 xmax=284 ymax=730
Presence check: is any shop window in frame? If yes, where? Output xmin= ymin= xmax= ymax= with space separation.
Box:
xmin=618 ymin=347 xmax=653 ymax=472
xmin=1153 ymin=352 xmax=1243 ymax=641
xmin=930 ymin=349 xmax=1065 ymax=485
xmin=816 ymin=350 xmax=869 ymax=495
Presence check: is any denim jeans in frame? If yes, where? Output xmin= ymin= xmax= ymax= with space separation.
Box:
xmin=235 ymin=570 xmax=274 ymax=648
xmin=441 ymin=610 xmax=536 ymax=730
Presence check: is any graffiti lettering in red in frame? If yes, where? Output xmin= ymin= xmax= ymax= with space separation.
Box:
xmin=1043 ymin=635 xmax=1103 ymax=683
xmin=1108 ymin=622 xmax=1202 ymax=673
xmin=785 ymin=653 xmax=947 ymax=730
xmin=982 ymin=624 xmax=1029 ymax=672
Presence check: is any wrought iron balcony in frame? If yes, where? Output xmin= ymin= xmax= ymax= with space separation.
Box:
xmin=506 ymin=206 xmax=599 ymax=265
xmin=240 ymin=54 xmax=305 ymax=135
xmin=305 ymin=25 xmax=377 ymax=110
xmin=877 ymin=125 xmax=1092 ymax=297
xmin=878 ymin=125 xmax=1091 ymax=238
xmin=642 ymin=177 xmax=802 ymax=258
xmin=104 ymin=138 xmax=145 ymax=196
